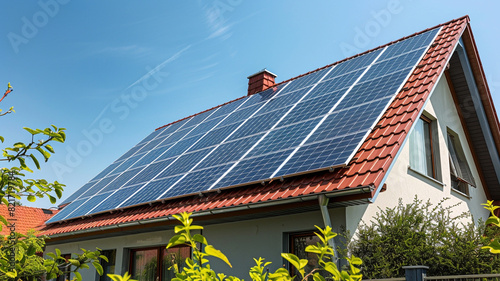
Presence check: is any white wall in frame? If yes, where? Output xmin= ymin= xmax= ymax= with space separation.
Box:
xmin=46 ymin=208 xmax=346 ymax=280
xmin=346 ymin=75 xmax=490 ymax=235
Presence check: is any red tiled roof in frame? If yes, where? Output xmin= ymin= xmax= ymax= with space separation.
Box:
xmin=0 ymin=205 xmax=58 ymax=235
xmin=41 ymin=16 xmax=469 ymax=237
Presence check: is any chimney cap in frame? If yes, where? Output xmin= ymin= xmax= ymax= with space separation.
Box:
xmin=247 ymin=68 xmax=277 ymax=79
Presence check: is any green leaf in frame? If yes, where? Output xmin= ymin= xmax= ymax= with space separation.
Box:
xmin=55 ymin=188 xmax=63 ymax=198
xmin=0 ymin=136 xmax=4 ymax=143
xmin=30 ymin=154 xmax=40 ymax=169
xmin=0 ymin=215 xmax=8 ymax=226
xmin=482 ymin=239 xmax=500 ymax=254
xmin=27 ymin=245 xmax=36 ymax=256
xmin=281 ymin=253 xmax=307 ymax=277
xmin=23 ymin=127 xmax=40 ymax=135
xmin=192 ymin=234 xmax=208 ymax=245
xmin=45 ymin=144 xmax=55 ymax=153
xmin=1 ymin=198 xmax=8 ymax=206
xmin=68 ymin=259 xmax=81 ymax=266
xmin=48 ymin=195 xmax=57 ymax=204
xmin=485 ymin=216 xmax=500 ymax=227
xmin=75 ymin=271 xmax=82 ymax=281
xmin=167 ymin=234 xmax=187 ymax=248
xmin=305 ymin=244 xmax=322 ymax=254
xmin=205 ymin=245 xmax=232 ymax=267
xmin=36 ymin=147 xmax=51 ymax=162
xmin=59 ymin=131 xmax=66 ymax=142
xmin=313 ymin=272 xmax=326 ymax=281
xmin=5 ymin=270 xmax=17 ymax=278
xmin=93 ymin=261 xmax=104 ymax=275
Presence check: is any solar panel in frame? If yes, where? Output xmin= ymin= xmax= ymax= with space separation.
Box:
xmin=49 ymin=27 xmax=440 ymax=223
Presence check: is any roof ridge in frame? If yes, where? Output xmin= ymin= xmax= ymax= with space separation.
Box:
xmin=154 ymin=16 xmax=469 ymax=132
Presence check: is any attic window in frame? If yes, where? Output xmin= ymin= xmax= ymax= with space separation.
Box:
xmin=448 ymin=131 xmax=475 ymax=195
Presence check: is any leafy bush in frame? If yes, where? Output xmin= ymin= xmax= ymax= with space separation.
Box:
xmin=163 ymin=212 xmax=363 ymax=281
xmin=482 ymin=200 xmax=500 ymax=254
xmin=347 ymin=197 xmax=500 ymax=278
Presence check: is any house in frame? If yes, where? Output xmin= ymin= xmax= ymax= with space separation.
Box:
xmin=41 ymin=16 xmax=500 ymax=280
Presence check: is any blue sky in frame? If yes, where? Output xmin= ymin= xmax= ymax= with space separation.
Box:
xmin=1 ymin=1 xmax=499 ymax=208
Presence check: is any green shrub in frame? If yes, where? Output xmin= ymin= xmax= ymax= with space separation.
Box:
xmin=347 ymin=197 xmax=500 ymax=278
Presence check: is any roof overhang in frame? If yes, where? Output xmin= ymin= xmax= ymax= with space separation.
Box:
xmin=45 ymin=185 xmax=376 ymax=243
xmin=443 ymin=24 xmax=500 ymax=199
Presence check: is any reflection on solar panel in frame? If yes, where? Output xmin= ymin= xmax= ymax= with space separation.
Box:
xmin=48 ymin=27 xmax=440 ymax=223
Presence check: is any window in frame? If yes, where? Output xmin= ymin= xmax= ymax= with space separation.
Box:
xmin=98 ymin=249 xmax=116 ymax=281
xmin=409 ymin=116 xmax=438 ymax=179
xmin=289 ymin=232 xmax=328 ymax=280
xmin=130 ymin=246 xmax=190 ymax=281
xmin=448 ymin=131 xmax=475 ymax=195
xmin=57 ymin=254 xmax=72 ymax=281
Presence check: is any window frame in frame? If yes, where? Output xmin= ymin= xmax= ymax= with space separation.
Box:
xmin=421 ymin=115 xmax=437 ymax=178
xmin=288 ymin=231 xmax=326 ymax=280
xmin=129 ymin=245 xmax=191 ymax=281
xmin=447 ymin=129 xmax=475 ymax=196
xmin=129 ymin=246 xmax=162 ymax=281
xmin=409 ymin=115 xmax=441 ymax=181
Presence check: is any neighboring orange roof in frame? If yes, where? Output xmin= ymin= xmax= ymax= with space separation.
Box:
xmin=41 ymin=16 xmax=471 ymax=237
xmin=0 ymin=205 xmax=58 ymax=235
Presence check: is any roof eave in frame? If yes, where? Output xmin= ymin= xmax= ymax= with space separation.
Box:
xmin=43 ymin=186 xmax=375 ymax=240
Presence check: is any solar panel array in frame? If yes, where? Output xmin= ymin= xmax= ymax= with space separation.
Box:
xmin=48 ymin=27 xmax=440 ymax=223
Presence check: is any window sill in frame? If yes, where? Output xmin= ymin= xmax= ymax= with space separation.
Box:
xmin=407 ymin=166 xmax=445 ymax=186
xmin=450 ymin=187 xmax=471 ymax=200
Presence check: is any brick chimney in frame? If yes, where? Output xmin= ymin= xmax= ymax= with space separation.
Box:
xmin=247 ymin=69 xmax=277 ymax=96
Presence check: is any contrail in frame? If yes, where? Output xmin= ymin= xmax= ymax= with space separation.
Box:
xmin=125 ymin=45 xmax=191 ymax=90
xmin=89 ymin=45 xmax=191 ymax=128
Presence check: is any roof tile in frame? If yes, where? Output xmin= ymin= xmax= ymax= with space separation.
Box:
xmin=0 ymin=206 xmax=57 ymax=235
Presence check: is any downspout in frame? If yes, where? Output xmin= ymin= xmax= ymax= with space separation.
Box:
xmin=318 ymin=194 xmax=338 ymax=266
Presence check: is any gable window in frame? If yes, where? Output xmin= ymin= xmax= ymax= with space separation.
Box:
xmin=130 ymin=245 xmax=190 ymax=281
xmin=98 ymin=249 xmax=116 ymax=281
xmin=409 ymin=116 xmax=438 ymax=179
xmin=448 ymin=131 xmax=475 ymax=195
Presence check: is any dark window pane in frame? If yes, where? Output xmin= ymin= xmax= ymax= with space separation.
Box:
xmin=99 ymin=249 xmax=117 ymax=281
xmin=162 ymin=246 xmax=191 ymax=280
xmin=290 ymin=232 xmax=327 ymax=280
xmin=423 ymin=120 xmax=434 ymax=177
xmin=131 ymin=249 xmax=158 ymax=281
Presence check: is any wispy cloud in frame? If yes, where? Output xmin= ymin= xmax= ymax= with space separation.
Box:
xmin=88 ymin=45 xmax=191 ymax=127
xmin=202 ymin=3 xmax=235 ymax=40
xmin=125 ymin=45 xmax=191 ymax=90
xmin=195 ymin=62 xmax=219 ymax=72
xmin=202 ymin=5 xmax=261 ymax=41
xmin=93 ymin=45 xmax=151 ymax=57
